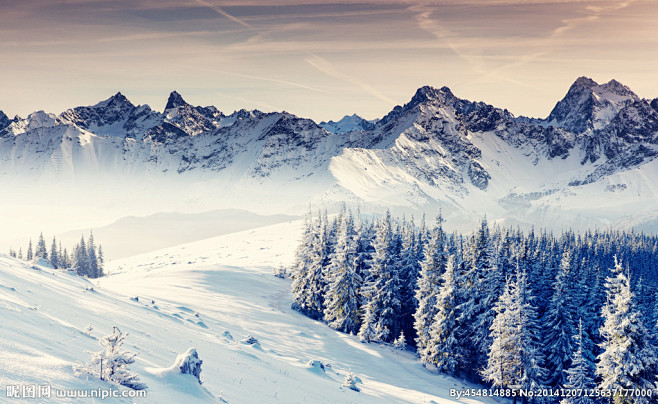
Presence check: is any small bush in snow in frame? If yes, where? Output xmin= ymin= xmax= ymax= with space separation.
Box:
xmin=272 ymin=265 xmax=287 ymax=279
xmin=241 ymin=335 xmax=258 ymax=345
xmin=173 ymin=348 xmax=203 ymax=384
xmin=342 ymin=371 xmax=360 ymax=392
xmin=76 ymin=326 xmax=146 ymax=390
xmin=306 ymin=360 xmax=325 ymax=373
xmin=393 ymin=331 xmax=407 ymax=351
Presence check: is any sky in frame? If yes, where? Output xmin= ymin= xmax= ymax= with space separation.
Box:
xmin=0 ymin=0 xmax=657 ymax=122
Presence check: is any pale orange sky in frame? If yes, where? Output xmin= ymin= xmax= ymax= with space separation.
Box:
xmin=0 ymin=0 xmax=656 ymax=121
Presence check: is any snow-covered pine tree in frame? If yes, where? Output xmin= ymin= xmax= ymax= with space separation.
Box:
xmin=425 ymin=255 xmax=463 ymax=375
xmin=358 ymin=211 xmax=402 ymax=343
xmin=18 ymin=247 xmax=23 ymax=260
xmin=291 ymin=212 xmax=329 ymax=320
xmin=323 ymin=211 xmax=362 ymax=334
xmin=82 ymin=327 xmax=146 ymax=390
xmin=62 ymin=247 xmax=69 ymax=269
xmin=88 ymin=232 xmax=100 ymax=278
xmin=50 ymin=237 xmax=59 ymax=269
xmin=542 ymin=250 xmax=576 ymax=388
xmin=459 ymin=218 xmax=503 ymax=378
xmin=560 ymin=319 xmax=596 ymax=404
xmin=398 ymin=216 xmax=420 ymax=342
xmin=35 ymin=232 xmax=48 ymax=260
xmin=342 ymin=370 xmax=360 ymax=392
xmin=393 ymin=331 xmax=407 ymax=350
xmin=358 ymin=303 xmax=377 ymax=343
xmin=73 ymin=236 xmax=91 ymax=277
xmin=98 ymin=245 xmax=104 ymax=272
xmin=596 ymin=257 xmax=658 ymax=403
xmin=482 ymin=266 xmax=545 ymax=396
xmin=413 ymin=214 xmax=447 ymax=363
xmin=27 ymin=238 xmax=33 ymax=261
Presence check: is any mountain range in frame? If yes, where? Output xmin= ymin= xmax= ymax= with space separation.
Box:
xmin=2 ymin=77 xmax=658 ymax=231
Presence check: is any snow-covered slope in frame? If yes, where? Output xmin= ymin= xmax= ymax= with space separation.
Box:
xmin=0 ymin=220 xmax=499 ymax=403
xmin=1 ymin=77 xmax=658 ymax=236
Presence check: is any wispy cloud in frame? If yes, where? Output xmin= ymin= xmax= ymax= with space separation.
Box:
xmin=551 ymin=0 xmax=635 ymax=38
xmin=304 ymin=55 xmax=395 ymax=104
xmin=219 ymin=70 xmax=333 ymax=95
xmin=191 ymin=0 xmax=254 ymax=29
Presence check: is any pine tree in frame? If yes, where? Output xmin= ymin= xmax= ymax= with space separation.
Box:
xmin=98 ymin=245 xmax=104 ymax=273
xmin=393 ymin=331 xmax=407 ymax=350
xmin=342 ymin=371 xmax=360 ymax=392
xmin=425 ymin=255 xmax=463 ymax=375
xmin=596 ymin=257 xmax=657 ymax=403
xmin=561 ymin=319 xmax=596 ymax=404
xmin=62 ymin=247 xmax=69 ymax=269
xmin=413 ymin=214 xmax=447 ymax=362
xmin=458 ymin=218 xmax=502 ymax=378
xmin=398 ymin=217 xmax=420 ymax=342
xmin=82 ymin=327 xmax=147 ymax=390
xmin=323 ymin=212 xmax=362 ymax=334
xmin=35 ymin=232 xmax=48 ymax=260
xmin=27 ymin=238 xmax=33 ymax=261
xmin=542 ymin=250 xmax=576 ymax=388
xmin=357 ymin=211 xmax=402 ymax=343
xmin=50 ymin=237 xmax=59 ymax=269
xmin=482 ymin=266 xmax=545 ymax=395
xmin=88 ymin=232 xmax=99 ymax=278
xmin=18 ymin=247 xmax=23 ymax=260
xmin=73 ymin=236 xmax=90 ymax=276
xmin=291 ymin=212 xmax=329 ymax=320
xmin=358 ymin=303 xmax=377 ymax=343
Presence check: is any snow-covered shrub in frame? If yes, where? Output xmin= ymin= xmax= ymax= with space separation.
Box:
xmin=342 ymin=371 xmax=360 ymax=392
xmin=272 ymin=265 xmax=287 ymax=279
xmin=393 ymin=331 xmax=407 ymax=351
xmin=306 ymin=360 xmax=326 ymax=374
xmin=76 ymin=326 xmax=146 ymax=390
xmin=241 ymin=335 xmax=258 ymax=345
xmin=173 ymin=348 xmax=203 ymax=384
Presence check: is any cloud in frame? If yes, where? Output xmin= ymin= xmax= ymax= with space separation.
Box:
xmin=304 ymin=55 xmax=395 ymax=104
xmin=191 ymin=0 xmax=254 ymax=29
xmin=551 ymin=0 xmax=635 ymax=38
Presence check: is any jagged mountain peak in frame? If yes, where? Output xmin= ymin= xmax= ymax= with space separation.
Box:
xmin=571 ymin=76 xmax=598 ymax=89
xmin=93 ymin=91 xmax=134 ymax=110
xmin=319 ymin=113 xmax=376 ymax=134
xmin=409 ymin=85 xmax=455 ymax=108
xmin=164 ymin=91 xmax=189 ymax=111
xmin=0 ymin=110 xmax=9 ymax=130
xmin=379 ymin=85 xmax=457 ymax=127
xmin=547 ymin=77 xmax=640 ymax=133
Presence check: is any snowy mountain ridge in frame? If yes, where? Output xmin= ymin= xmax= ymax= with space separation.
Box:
xmin=1 ymin=77 xmax=658 ymax=231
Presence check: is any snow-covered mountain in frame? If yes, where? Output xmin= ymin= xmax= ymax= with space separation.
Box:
xmin=319 ymin=114 xmax=377 ymax=134
xmin=1 ymin=77 xmax=658 ymax=232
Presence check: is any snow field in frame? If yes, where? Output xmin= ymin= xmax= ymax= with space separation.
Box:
xmin=1 ymin=220 xmax=501 ymax=403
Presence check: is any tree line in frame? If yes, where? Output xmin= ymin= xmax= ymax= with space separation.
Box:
xmin=291 ymin=209 xmax=658 ymax=403
xmin=9 ymin=232 xmax=104 ymax=278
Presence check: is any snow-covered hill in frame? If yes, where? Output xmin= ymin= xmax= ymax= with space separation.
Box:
xmin=1 ymin=77 xmax=658 ymax=236
xmin=0 ymin=220 xmax=499 ymax=403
